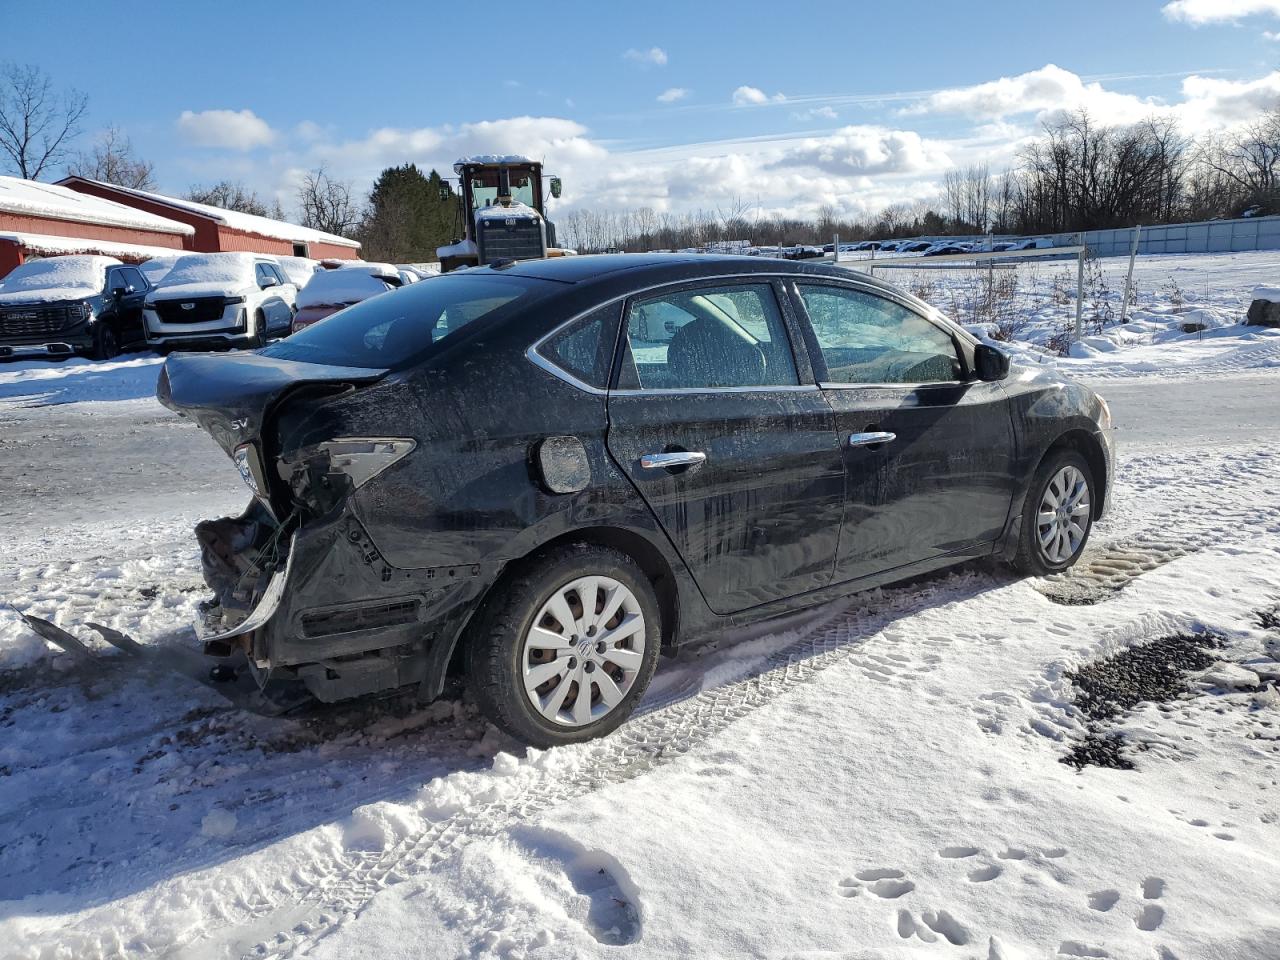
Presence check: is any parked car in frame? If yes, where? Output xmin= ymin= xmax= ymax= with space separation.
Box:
xmin=877 ymin=240 xmax=903 ymax=251
xmin=899 ymin=240 xmax=932 ymax=253
xmin=139 ymin=255 xmax=180 ymax=288
xmin=272 ymin=255 xmax=322 ymax=289
xmin=0 ymin=255 xmax=151 ymax=361
xmin=143 ymin=252 xmax=297 ymax=351
xmin=291 ymin=262 xmax=403 ymax=334
xmin=923 ymin=242 xmax=973 ymax=257
xmin=159 ymin=253 xmax=1115 ymax=747
xmin=1009 ymin=237 xmax=1054 ymax=251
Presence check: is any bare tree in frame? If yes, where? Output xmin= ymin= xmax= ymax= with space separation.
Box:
xmin=297 ymin=165 xmax=358 ymax=236
xmin=0 ymin=62 xmax=88 ymax=179
xmin=68 ymin=126 xmax=154 ymax=189
xmin=186 ymin=180 xmax=272 ymax=216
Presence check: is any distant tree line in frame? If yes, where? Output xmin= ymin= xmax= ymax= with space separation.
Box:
xmin=560 ymin=107 xmax=1280 ymax=253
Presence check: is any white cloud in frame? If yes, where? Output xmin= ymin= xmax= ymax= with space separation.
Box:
xmin=793 ymin=106 xmax=839 ymax=121
xmin=657 ymin=87 xmax=690 ymax=103
xmin=906 ymin=64 xmax=1161 ymax=125
xmin=1163 ymin=0 xmax=1280 ymax=24
xmin=623 ymin=47 xmax=667 ymax=66
xmin=773 ymin=126 xmax=950 ymax=177
xmin=733 ymin=86 xmax=786 ymax=106
xmin=177 ymin=109 xmax=276 ymax=150
xmin=1265 ymin=29 xmax=1280 ymax=38
xmin=1176 ymin=71 xmax=1280 ymax=127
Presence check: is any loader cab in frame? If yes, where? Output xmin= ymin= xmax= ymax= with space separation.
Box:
xmin=437 ymin=156 xmax=563 ymax=272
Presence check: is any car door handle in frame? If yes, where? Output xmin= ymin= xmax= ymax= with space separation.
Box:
xmin=848 ymin=431 xmax=897 ymax=447
xmin=640 ymin=451 xmax=707 ymax=470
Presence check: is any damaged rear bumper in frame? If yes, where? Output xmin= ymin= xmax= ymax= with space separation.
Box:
xmin=195 ymin=530 xmax=296 ymax=662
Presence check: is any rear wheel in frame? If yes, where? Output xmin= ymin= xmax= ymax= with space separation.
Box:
xmin=466 ymin=544 xmax=662 ymax=747
xmin=1012 ymin=449 xmax=1095 ymax=576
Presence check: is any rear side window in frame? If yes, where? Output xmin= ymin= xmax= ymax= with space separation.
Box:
xmin=620 ymin=283 xmax=798 ymax=390
xmin=538 ymin=302 xmax=619 ymax=389
xmin=262 ymin=272 xmax=556 ymax=370
xmin=797 ymin=284 xmax=961 ymax=385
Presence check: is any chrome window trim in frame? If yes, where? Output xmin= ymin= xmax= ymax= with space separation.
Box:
xmin=818 ymin=380 xmax=969 ymax=390
xmin=612 ymin=384 xmax=821 ymax=396
xmin=526 ymin=270 xmax=821 ymax=398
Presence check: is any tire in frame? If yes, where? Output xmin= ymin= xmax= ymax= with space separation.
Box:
xmin=92 ymin=324 xmax=120 ymax=361
xmin=248 ymin=311 xmax=267 ymax=349
xmin=466 ymin=543 xmax=662 ymax=747
xmin=1011 ymin=448 xmax=1096 ymax=576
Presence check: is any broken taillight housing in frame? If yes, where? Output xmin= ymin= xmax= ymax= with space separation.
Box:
xmin=277 ymin=437 xmax=416 ymax=513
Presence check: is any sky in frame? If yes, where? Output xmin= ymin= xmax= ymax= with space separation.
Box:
xmin=5 ymin=0 xmax=1280 ymax=224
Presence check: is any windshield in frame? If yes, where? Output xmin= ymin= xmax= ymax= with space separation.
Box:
xmin=262 ymin=272 xmax=556 ymax=369
xmin=469 ymin=166 xmax=537 ymax=211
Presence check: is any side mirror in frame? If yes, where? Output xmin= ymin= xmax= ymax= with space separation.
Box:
xmin=438 ymin=184 xmax=452 ymax=202
xmin=549 ymin=176 xmax=562 ymax=199
xmin=111 ymin=287 xmax=126 ymax=300
xmin=974 ymin=342 xmax=1011 ymax=381
xmin=259 ymin=275 xmax=278 ymax=289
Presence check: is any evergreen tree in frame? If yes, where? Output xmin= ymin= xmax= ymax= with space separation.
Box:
xmin=357 ymin=164 xmax=456 ymax=262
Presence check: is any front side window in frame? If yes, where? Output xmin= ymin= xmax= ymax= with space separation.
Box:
xmin=262 ymin=272 xmax=556 ymax=370
xmin=797 ymin=284 xmax=961 ymax=385
xmin=255 ymin=263 xmax=276 ymax=288
xmin=120 ymin=267 xmax=146 ymax=292
xmin=619 ymin=283 xmax=798 ymax=390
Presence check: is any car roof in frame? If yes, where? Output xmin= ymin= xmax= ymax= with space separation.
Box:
xmin=485 ymin=252 xmax=910 ymax=299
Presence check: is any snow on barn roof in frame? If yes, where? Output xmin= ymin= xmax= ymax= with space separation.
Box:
xmin=0 ymin=175 xmax=194 ymax=236
xmin=0 ymin=230 xmax=189 ymax=262
xmin=58 ymin=177 xmax=361 ymax=250
xmin=453 ymin=155 xmax=535 ymax=174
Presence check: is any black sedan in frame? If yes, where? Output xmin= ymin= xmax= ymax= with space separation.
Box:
xmin=159 ymin=254 xmax=1115 ymax=747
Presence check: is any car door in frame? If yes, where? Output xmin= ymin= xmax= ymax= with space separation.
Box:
xmin=605 ymin=278 xmax=845 ymax=615
xmin=254 ymin=263 xmax=290 ymax=334
xmin=788 ymin=280 xmax=1017 ymax=584
xmin=114 ymin=266 xmax=149 ymax=345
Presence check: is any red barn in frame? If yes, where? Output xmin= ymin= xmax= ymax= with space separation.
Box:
xmin=59 ymin=176 xmax=360 ymax=261
xmin=0 ymin=174 xmax=193 ymax=277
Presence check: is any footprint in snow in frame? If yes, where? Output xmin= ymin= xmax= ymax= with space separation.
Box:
xmin=1087 ymin=889 xmax=1120 ymax=912
xmin=896 ymin=908 xmax=971 ymax=946
xmin=967 ymin=864 xmax=1002 ymax=883
xmin=1136 ymin=876 xmax=1166 ymax=931
xmin=836 ymin=868 xmax=915 ymax=899
xmin=939 ymin=845 xmax=981 ymax=859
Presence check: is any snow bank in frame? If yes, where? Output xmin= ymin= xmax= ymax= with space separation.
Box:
xmin=272 ymin=255 xmax=321 ymax=288
xmin=0 ymin=255 xmax=116 ymax=303
xmin=1251 ymin=284 xmax=1280 ymax=304
xmin=296 ymin=268 xmax=394 ymax=309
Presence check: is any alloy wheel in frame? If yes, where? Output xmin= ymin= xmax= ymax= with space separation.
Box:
xmin=521 ymin=574 xmax=646 ymax=727
xmin=1036 ymin=464 xmax=1091 ymax=564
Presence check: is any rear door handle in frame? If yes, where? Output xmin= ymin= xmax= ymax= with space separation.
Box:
xmin=848 ymin=431 xmax=896 ymax=447
xmin=640 ymin=451 xmax=707 ymax=470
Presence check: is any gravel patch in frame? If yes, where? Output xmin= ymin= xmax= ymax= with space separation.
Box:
xmin=1061 ymin=632 xmax=1222 ymax=770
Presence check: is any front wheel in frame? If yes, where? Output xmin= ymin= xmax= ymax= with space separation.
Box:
xmin=91 ymin=324 xmax=120 ymax=361
xmin=1012 ymin=449 xmax=1095 ymax=576
xmin=466 ymin=544 xmax=662 ymax=747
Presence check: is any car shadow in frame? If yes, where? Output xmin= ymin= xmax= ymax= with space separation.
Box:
xmin=0 ymin=353 xmax=163 ymax=405
xmin=0 ymin=560 xmax=1014 ymax=920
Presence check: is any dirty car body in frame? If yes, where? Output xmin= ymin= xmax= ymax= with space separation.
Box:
xmin=159 ymin=254 xmax=1115 ymax=735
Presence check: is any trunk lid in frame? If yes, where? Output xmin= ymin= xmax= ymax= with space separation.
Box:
xmin=158 ymin=351 xmax=388 ymax=455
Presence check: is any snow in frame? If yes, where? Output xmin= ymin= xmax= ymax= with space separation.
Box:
xmin=271 ymin=255 xmax=321 ymax=287
xmin=138 ymin=255 xmax=180 ymax=286
xmin=0 ymin=175 xmax=192 ymax=236
xmin=62 ymin=177 xmax=359 ymax=249
xmin=2 ymin=249 xmax=1280 ymax=959
xmin=474 ymin=199 xmax=542 ymax=221
xmin=0 ymin=255 xmax=116 ymax=304
xmin=438 ymin=238 xmax=479 ymax=258
xmin=1252 ymin=284 xmax=1280 ymax=304
xmin=150 ymin=251 xmax=259 ymax=296
xmin=454 ymin=155 xmax=535 ymax=174
xmin=296 ymin=266 xmax=395 ymax=309
xmin=0 ymin=231 xmax=186 ymax=263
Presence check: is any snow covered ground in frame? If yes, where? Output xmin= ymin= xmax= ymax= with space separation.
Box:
xmin=2 ymin=252 xmax=1280 ymax=960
